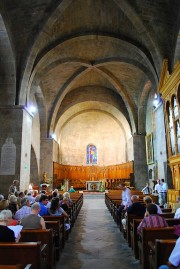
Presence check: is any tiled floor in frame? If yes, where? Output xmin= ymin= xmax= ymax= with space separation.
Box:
xmin=57 ymin=194 xmax=141 ymax=269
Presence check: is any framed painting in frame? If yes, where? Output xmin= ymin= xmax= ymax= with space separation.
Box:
xmin=146 ymin=133 xmax=154 ymax=164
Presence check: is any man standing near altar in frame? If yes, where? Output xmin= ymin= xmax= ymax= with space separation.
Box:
xmin=117 ymin=183 xmax=132 ymax=214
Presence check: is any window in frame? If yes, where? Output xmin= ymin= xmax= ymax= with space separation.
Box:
xmin=86 ymin=144 xmax=97 ymax=164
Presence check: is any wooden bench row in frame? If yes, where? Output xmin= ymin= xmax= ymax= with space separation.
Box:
xmin=0 ymin=193 xmax=83 ymax=269
xmin=105 ymin=192 xmax=180 ymax=269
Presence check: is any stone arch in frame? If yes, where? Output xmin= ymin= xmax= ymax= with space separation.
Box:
xmin=0 ymin=14 xmax=16 ymax=105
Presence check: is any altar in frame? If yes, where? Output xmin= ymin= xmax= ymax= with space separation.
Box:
xmin=86 ymin=181 xmax=101 ymax=191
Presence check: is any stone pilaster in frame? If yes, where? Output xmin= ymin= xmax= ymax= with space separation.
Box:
xmin=0 ymin=106 xmax=32 ymax=195
xmin=133 ymin=134 xmax=148 ymax=190
xmin=40 ymin=138 xmax=54 ymax=183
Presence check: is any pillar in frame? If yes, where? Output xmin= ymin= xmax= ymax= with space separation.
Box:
xmin=0 ymin=105 xmax=32 ymax=195
xmin=133 ymin=134 xmax=148 ymax=190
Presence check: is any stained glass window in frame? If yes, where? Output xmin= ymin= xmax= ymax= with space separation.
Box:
xmin=86 ymin=145 xmax=97 ymax=164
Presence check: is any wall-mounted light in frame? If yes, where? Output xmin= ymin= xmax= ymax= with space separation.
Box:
xmin=153 ymin=93 xmax=162 ymax=109
xmin=29 ymin=106 xmax=36 ymax=114
xmin=51 ymin=133 xmax=56 ymax=140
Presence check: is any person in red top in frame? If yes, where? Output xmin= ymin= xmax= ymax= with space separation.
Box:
xmin=137 ymin=203 xmax=168 ymax=234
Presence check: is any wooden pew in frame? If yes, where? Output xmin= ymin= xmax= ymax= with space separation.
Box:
xmin=126 ymin=214 xmax=143 ymax=246
xmin=43 ymin=215 xmax=66 ymax=248
xmin=0 ymin=242 xmax=47 ymax=269
xmin=148 ymin=239 xmax=176 ymax=269
xmin=130 ymin=218 xmax=142 ymax=259
xmin=0 ymin=264 xmax=32 ymax=269
xmin=130 ymin=218 xmax=180 ymax=260
xmin=20 ymin=229 xmax=54 ymax=269
xmin=138 ymin=227 xmax=178 ymax=269
xmin=159 ymin=212 xmax=175 ymax=218
xmin=45 ymin=221 xmax=62 ymax=260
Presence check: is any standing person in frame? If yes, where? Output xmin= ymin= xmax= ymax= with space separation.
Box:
xmin=8 ymin=180 xmax=19 ymax=195
xmin=117 ymin=183 xmax=132 ymax=215
xmin=155 ymin=179 xmax=163 ymax=205
xmin=161 ymin=179 xmax=168 ymax=206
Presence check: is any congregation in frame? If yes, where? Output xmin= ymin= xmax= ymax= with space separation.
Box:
xmin=0 ymin=180 xmax=180 ymax=268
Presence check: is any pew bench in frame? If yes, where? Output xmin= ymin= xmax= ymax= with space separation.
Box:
xmin=20 ymin=229 xmax=55 ymax=269
xmin=43 ymin=215 xmax=66 ymax=248
xmin=0 ymin=265 xmax=32 ymax=269
xmin=138 ymin=227 xmax=178 ymax=269
xmin=130 ymin=217 xmax=180 ymax=260
xmin=0 ymin=242 xmax=47 ymax=269
xmin=148 ymin=239 xmax=176 ymax=269
xmin=45 ymin=220 xmax=62 ymax=260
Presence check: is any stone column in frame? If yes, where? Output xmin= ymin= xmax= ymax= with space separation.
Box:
xmin=40 ymin=138 xmax=54 ymax=184
xmin=0 ymin=106 xmax=32 ymax=195
xmin=133 ymin=134 xmax=148 ymax=190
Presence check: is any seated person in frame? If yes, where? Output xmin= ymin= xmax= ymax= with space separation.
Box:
xmin=20 ymin=202 xmax=46 ymax=229
xmin=137 ymin=203 xmax=168 ymax=234
xmin=121 ymin=195 xmax=146 ymax=229
xmin=141 ymin=183 xmax=152 ymax=194
xmin=62 ymin=192 xmax=73 ymax=206
xmin=68 ymin=186 xmax=76 ymax=193
xmin=0 ymin=210 xmax=16 ymax=242
xmin=174 ymin=196 xmax=180 ymax=219
xmin=7 ymin=195 xmax=19 ymax=216
xmin=14 ymin=197 xmax=31 ymax=221
xmin=159 ymin=225 xmax=180 ymax=269
xmin=48 ymin=198 xmax=70 ymax=231
xmin=60 ymin=198 xmax=70 ymax=213
xmin=143 ymin=195 xmax=162 ymax=214
xmin=38 ymin=194 xmax=49 ymax=216
xmin=4 ymin=209 xmax=18 ymax=226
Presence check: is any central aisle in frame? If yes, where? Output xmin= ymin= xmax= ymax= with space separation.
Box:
xmin=58 ymin=194 xmax=141 ymax=269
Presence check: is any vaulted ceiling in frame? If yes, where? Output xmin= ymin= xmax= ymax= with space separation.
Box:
xmin=0 ymin=0 xmax=179 ymax=138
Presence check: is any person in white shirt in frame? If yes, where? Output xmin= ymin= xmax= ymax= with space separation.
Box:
xmin=117 ymin=183 xmax=132 ymax=215
xmin=161 ymin=179 xmax=168 ymax=206
xmin=159 ymin=236 xmax=180 ymax=269
xmin=155 ymin=179 xmax=163 ymax=206
xmin=174 ymin=197 xmax=180 ymax=219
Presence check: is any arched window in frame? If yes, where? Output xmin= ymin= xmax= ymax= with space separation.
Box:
xmin=86 ymin=144 xmax=97 ymax=164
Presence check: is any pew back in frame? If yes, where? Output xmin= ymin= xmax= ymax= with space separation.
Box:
xmin=0 ymin=242 xmax=46 ymax=269
xmin=20 ymin=229 xmax=54 ymax=269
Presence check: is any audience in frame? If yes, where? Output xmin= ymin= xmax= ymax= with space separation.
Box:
xmin=68 ymin=186 xmax=76 ymax=193
xmin=7 ymin=195 xmax=19 ymax=216
xmin=137 ymin=203 xmax=168 ymax=234
xmin=121 ymin=195 xmax=146 ymax=229
xmin=14 ymin=197 xmax=31 ymax=221
xmin=0 ymin=210 xmax=16 ymax=242
xmin=4 ymin=209 xmax=18 ymax=226
xmin=143 ymin=195 xmax=162 ymax=214
xmin=39 ymin=194 xmax=49 ymax=216
xmin=21 ymin=202 xmax=46 ymax=229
